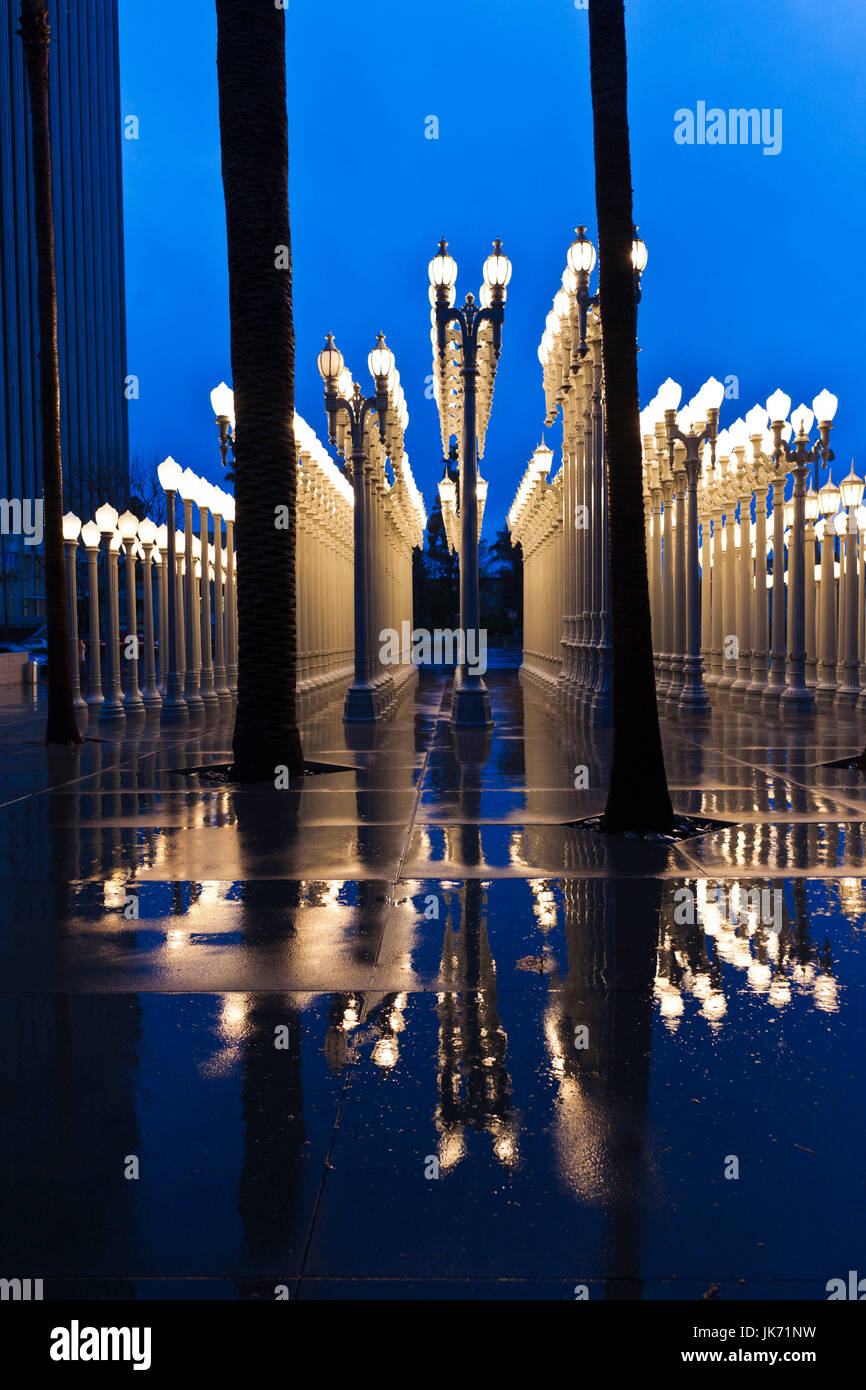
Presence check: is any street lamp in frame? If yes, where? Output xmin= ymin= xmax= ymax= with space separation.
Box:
xmin=430 ymin=236 xmax=512 ymax=729
xmin=767 ymin=387 xmax=836 ymax=710
xmin=318 ymin=329 xmax=395 ymax=722
xmin=664 ymin=375 xmax=724 ymax=710
xmin=837 ymin=463 xmax=864 ymax=707
xmin=178 ymin=467 xmax=204 ymax=715
xmin=62 ymin=511 xmax=86 ymax=712
xmin=156 ymin=456 xmax=188 ymax=723
xmin=136 ymin=516 xmax=162 ymax=713
xmin=80 ymin=519 xmax=103 ymax=707
xmin=117 ymin=509 xmax=145 ymax=715
xmin=95 ymin=504 xmax=124 ymax=724
xmin=211 ymin=381 xmax=236 ymax=472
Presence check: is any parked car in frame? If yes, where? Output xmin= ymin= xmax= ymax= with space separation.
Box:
xmin=20 ymin=625 xmax=48 ymax=655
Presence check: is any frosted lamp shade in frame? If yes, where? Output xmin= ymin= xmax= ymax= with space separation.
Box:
xmin=80 ymin=521 xmax=100 ymax=548
xmin=210 ymin=381 xmax=234 ymax=420
xmin=804 ymin=490 xmax=820 ymax=522
xmin=223 ymin=496 xmax=235 ymax=523
xmin=95 ymin=503 xmax=119 ymax=533
xmin=818 ymin=481 xmax=840 ymax=516
xmin=117 ymin=510 xmax=139 ymax=540
xmin=482 ymin=240 xmax=512 ymax=288
xmin=700 ymin=376 xmax=725 ymax=411
xmin=791 ymin=403 xmax=814 ymax=436
xmin=839 ymin=468 xmax=864 ymax=509
xmin=429 ymin=243 xmax=458 ymax=289
xmin=812 ymin=388 xmax=838 ymax=423
xmin=337 ymin=366 xmax=353 ymax=398
xmin=834 ymin=511 xmax=848 ymax=535
xmin=766 ymin=389 xmax=791 ymax=424
xmin=155 ymin=525 xmax=168 ymax=548
xmin=656 ymin=377 xmax=682 ymax=412
xmin=783 ymin=501 xmax=795 ymax=527
xmin=631 ymin=233 xmax=648 ymax=273
xmin=553 ymin=288 xmax=570 ymax=321
xmin=745 ymin=404 xmax=769 ymax=433
xmin=178 ymin=467 xmax=199 ymax=502
xmin=567 ymin=227 xmax=596 ymax=275
xmin=715 ymin=429 xmax=730 ymax=457
xmin=157 ymin=456 xmax=182 ymax=492
xmin=137 ymin=518 xmax=157 ymax=546
xmin=62 ymin=511 xmax=81 ymax=541
xmin=368 ymin=333 xmax=395 ymax=381
xmin=317 ymin=334 xmax=344 ymax=382
xmin=109 ymin=529 xmax=123 ymax=552
xmin=479 ymin=283 xmax=492 ymax=308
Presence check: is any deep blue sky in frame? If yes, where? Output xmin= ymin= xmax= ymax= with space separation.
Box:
xmin=119 ymin=0 xmax=866 ymax=535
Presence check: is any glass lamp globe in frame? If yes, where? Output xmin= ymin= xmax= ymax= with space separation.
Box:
xmin=157 ymin=456 xmax=183 ymax=493
xmin=834 ymin=511 xmax=848 ymax=536
xmin=553 ymin=288 xmax=570 ymax=321
xmin=478 ymin=283 xmax=492 ymax=309
xmin=80 ymin=520 xmax=100 ymax=548
xmin=482 ymin=238 xmax=512 ymax=288
xmin=839 ymin=466 xmax=864 ymax=510
xmin=368 ymin=332 xmax=395 ymax=382
xmin=210 ymin=381 xmax=234 ymax=421
xmin=745 ymin=403 xmax=769 ymax=434
xmin=783 ymin=501 xmax=795 ymax=528
xmin=700 ymin=376 xmax=725 ymax=412
xmin=137 ymin=518 xmax=158 ymax=546
xmin=656 ymin=377 xmax=683 ymax=412
xmin=155 ymin=525 xmax=168 ymax=549
xmin=805 ymin=490 xmax=820 ymax=522
xmin=317 ymin=333 xmax=344 ymax=383
xmin=178 ymin=468 xmax=199 ymax=502
xmin=791 ymin=403 xmax=814 ymax=437
xmin=109 ymin=529 xmax=123 ymax=552
xmin=567 ymin=226 xmax=596 ymax=276
xmin=766 ymin=389 xmax=791 ymax=424
xmin=631 ymin=228 xmax=648 ymax=273
xmin=812 ymin=388 xmax=838 ymax=423
xmin=95 ymin=503 xmax=119 ymax=534
xmin=62 ymin=511 xmax=82 ymax=541
xmin=429 ymin=240 xmax=458 ymax=289
xmin=337 ymin=366 xmax=353 ymax=398
xmin=118 ymin=510 xmax=139 ymax=541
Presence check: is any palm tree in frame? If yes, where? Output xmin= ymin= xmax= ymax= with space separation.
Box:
xmin=215 ymin=0 xmax=303 ymax=781
xmin=588 ymin=0 xmax=672 ymax=831
xmin=18 ymin=2 xmax=80 ymax=745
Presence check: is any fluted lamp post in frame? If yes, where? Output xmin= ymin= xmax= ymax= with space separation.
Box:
xmin=136 ymin=517 xmax=162 ymax=713
xmin=95 ymin=505 xmax=124 ymax=724
xmin=430 ymin=237 xmax=512 ymax=728
xmin=62 ymin=512 xmax=87 ymax=712
xmin=156 ymin=455 xmax=189 ymax=724
xmin=664 ymin=376 xmax=724 ymax=711
xmin=117 ymin=510 xmax=145 ymax=715
xmin=196 ymin=479 xmax=220 ymax=716
xmin=211 ymin=381 xmax=236 ymax=472
xmin=80 ymin=519 xmax=103 ymax=707
xmin=837 ymin=464 xmax=864 ymax=708
xmin=767 ymin=388 xmax=837 ymax=711
xmin=318 ymin=330 xmax=394 ymax=722
xmin=178 ymin=467 xmax=205 ymax=715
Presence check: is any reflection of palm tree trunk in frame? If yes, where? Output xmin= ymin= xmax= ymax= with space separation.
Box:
xmin=215 ymin=1 xmax=303 ymax=780
xmin=18 ymin=2 xmax=80 ymax=744
xmin=588 ymin=0 xmax=669 ymax=830
xmin=552 ymin=875 xmax=658 ymax=1297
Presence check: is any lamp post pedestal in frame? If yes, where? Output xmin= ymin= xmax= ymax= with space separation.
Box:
xmin=160 ymin=492 xmax=189 ymax=726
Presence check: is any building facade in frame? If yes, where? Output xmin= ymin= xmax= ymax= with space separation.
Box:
xmin=0 ymin=0 xmax=128 ymax=624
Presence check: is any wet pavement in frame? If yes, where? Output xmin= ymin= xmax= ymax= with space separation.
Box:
xmin=1 ymin=659 xmax=864 ymax=1299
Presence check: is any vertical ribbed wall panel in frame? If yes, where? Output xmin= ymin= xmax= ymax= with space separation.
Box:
xmin=0 ymin=0 xmax=128 ymax=618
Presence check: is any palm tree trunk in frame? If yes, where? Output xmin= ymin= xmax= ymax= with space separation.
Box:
xmin=19 ymin=2 xmax=80 ymax=745
xmin=216 ymin=0 xmax=303 ymax=781
xmin=588 ymin=0 xmax=672 ymax=832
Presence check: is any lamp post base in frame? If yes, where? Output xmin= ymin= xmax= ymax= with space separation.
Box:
xmin=343 ymin=682 xmax=382 ymax=724
xmin=450 ymin=674 xmax=493 ymax=730
xmin=779 ymin=683 xmax=816 ymax=714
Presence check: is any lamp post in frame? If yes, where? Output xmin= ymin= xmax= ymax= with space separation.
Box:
xmin=767 ymin=389 xmax=836 ymax=712
xmin=211 ymin=381 xmax=236 ymax=472
xmin=179 ymin=467 xmax=205 ymax=715
xmin=136 ymin=517 xmax=162 ymax=713
xmin=664 ymin=377 xmax=723 ymax=711
xmin=429 ymin=237 xmax=511 ymax=729
xmin=95 ymin=505 xmax=124 ymax=725
xmin=837 ymin=464 xmax=864 ymax=709
xmin=62 ymin=511 xmax=86 ymax=712
xmin=223 ymin=493 xmax=237 ymax=696
xmin=80 ymin=520 xmax=103 ymax=707
xmin=156 ymin=457 xmax=188 ymax=724
xmin=318 ymin=330 xmax=395 ymax=722
xmin=210 ymin=487 xmax=232 ymax=715
xmin=196 ymin=479 xmax=220 ymax=717
xmin=118 ymin=510 xmax=145 ymax=715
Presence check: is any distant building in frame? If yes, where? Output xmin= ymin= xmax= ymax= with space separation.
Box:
xmin=0 ymin=0 xmax=128 ymax=624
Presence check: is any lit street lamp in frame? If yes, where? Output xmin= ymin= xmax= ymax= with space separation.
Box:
xmin=157 ymin=456 xmax=189 ymax=724
xmin=61 ymin=511 xmax=86 ymax=712
xmin=80 ymin=519 xmax=103 ymax=707
xmin=429 ymin=237 xmax=512 ymax=729
xmin=318 ymin=330 xmax=396 ymax=722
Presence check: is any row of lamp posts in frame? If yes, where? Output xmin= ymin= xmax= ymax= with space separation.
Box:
xmin=61 ymin=465 xmax=236 ymax=729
